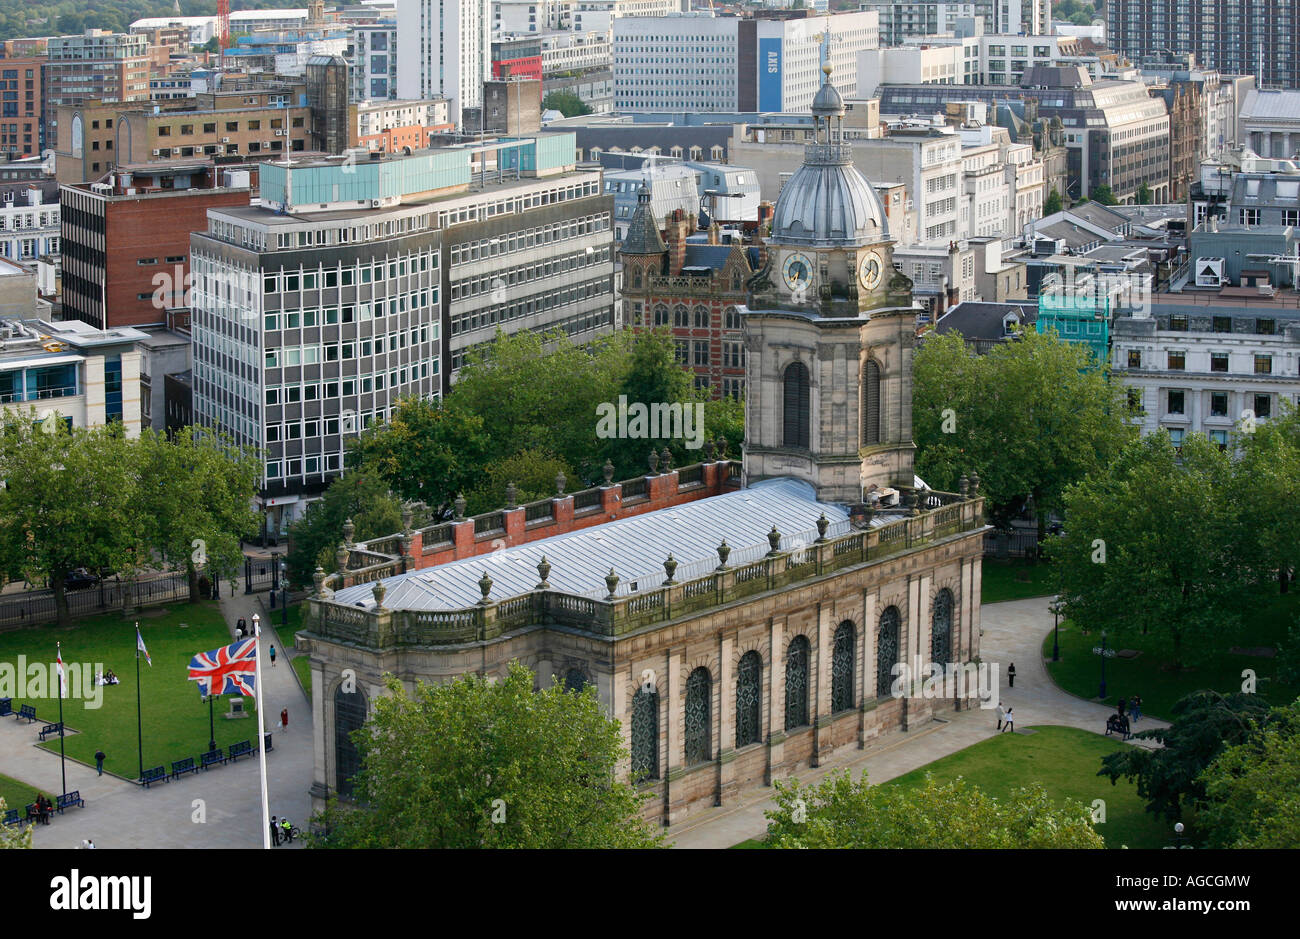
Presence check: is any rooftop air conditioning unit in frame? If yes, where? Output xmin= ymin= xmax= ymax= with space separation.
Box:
xmin=370 ymin=199 xmax=382 ymax=208
xmin=1195 ymin=256 xmax=1225 ymax=287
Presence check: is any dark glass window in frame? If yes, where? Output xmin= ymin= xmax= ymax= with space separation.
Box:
xmin=631 ymin=687 xmax=658 ymax=780
xmin=932 ymin=589 xmax=954 ymax=666
xmin=684 ymin=668 xmax=711 ymax=765
xmin=831 ymin=622 xmax=855 ymax=713
xmin=334 ymin=684 xmax=367 ymax=797
xmin=783 ymin=361 xmax=810 ymax=449
xmin=785 ymin=635 xmax=810 ymax=730
xmin=563 ymin=668 xmax=587 ymax=693
xmin=735 ymin=651 xmax=762 ymax=747
xmin=862 ymin=360 xmax=881 ymax=445
xmin=877 ymin=607 xmax=901 ymax=698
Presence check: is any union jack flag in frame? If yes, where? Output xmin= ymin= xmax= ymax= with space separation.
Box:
xmin=187 ymin=638 xmax=257 ymax=698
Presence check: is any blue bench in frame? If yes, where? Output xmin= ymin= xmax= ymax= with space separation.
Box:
xmin=199 ymin=748 xmax=227 ymax=770
xmin=38 ymin=722 xmax=62 ymax=741
xmin=140 ymin=765 xmax=167 ymax=788
xmin=170 ymin=757 xmax=198 ymax=780
xmin=2 ymin=808 xmax=21 ymax=828
xmin=0 ymin=697 xmax=12 ymax=718
xmin=227 ymin=740 xmax=253 ymax=762
xmin=56 ymin=791 xmax=84 ymax=814
xmin=15 ymin=704 xmax=36 ymax=723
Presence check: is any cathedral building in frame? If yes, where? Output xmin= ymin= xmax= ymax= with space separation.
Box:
xmin=297 ymin=55 xmax=989 ymax=827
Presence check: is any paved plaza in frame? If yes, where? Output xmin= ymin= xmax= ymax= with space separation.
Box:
xmin=0 ymin=594 xmax=1160 ymax=849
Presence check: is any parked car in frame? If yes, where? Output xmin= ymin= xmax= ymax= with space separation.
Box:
xmin=64 ymin=569 xmax=101 ymax=590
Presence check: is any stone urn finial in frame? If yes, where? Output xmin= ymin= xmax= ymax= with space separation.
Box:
xmin=716 ymin=538 xmax=731 ymax=570
xmin=536 ymin=555 xmax=552 ymax=589
xmin=663 ymin=553 xmax=678 ymax=585
xmin=555 ymin=471 xmax=566 ymax=496
xmin=816 ymin=513 xmax=830 ymax=542
xmin=603 ymin=458 xmax=615 ymax=485
xmin=969 ymin=472 xmax=980 ymax=496
xmin=313 ymin=566 xmax=331 ymax=598
xmin=704 ymin=439 xmax=716 ymax=461
xmin=401 ymin=502 xmax=414 ymax=532
xmin=959 ymin=474 xmax=970 ymax=499
xmin=371 ymin=580 xmax=387 ymax=610
xmin=505 ymin=481 xmax=518 ymax=509
xmin=478 ymin=570 xmax=493 ymax=604
xmin=660 ymin=446 xmax=672 ymax=471
xmin=454 ymin=493 xmax=467 ymax=520
xmin=335 ymin=542 xmax=349 ymax=572
xmin=717 ymin=435 xmax=728 ymax=459
xmin=767 ymin=524 xmax=782 ymax=555
xmin=648 ymin=448 xmax=660 ymax=474
xmin=342 ymin=517 xmax=355 ymax=545
xmin=604 ymin=567 xmax=620 ymax=599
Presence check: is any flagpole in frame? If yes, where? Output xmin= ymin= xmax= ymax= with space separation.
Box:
xmin=252 ymin=614 xmax=271 ymax=849
xmin=57 ymin=641 xmax=66 ymax=798
xmin=135 ymin=623 xmax=144 ymax=781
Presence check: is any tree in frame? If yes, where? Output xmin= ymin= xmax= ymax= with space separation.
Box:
xmin=764 ymin=771 xmax=1104 ymax=848
xmin=286 ymin=467 xmax=413 ymax=587
xmin=464 ymin=448 xmax=574 ymax=516
xmin=1098 ymin=690 xmax=1272 ymax=824
xmin=347 ymin=396 xmax=490 ymax=512
xmin=1199 ymin=700 xmax=1300 ymax=848
xmin=0 ymin=797 xmax=30 ymax=849
xmin=913 ymin=329 xmax=1135 ymax=534
xmin=598 ymin=328 xmax=697 ymax=477
xmin=132 ymin=427 xmax=261 ymax=602
xmin=1087 ymin=185 xmax=1118 ymax=206
xmin=1232 ymin=402 xmax=1300 ymax=592
xmin=1042 ymin=187 xmax=1063 ymax=215
xmin=311 ymin=663 xmax=664 ymax=848
xmin=0 ymin=414 xmax=138 ymax=626
xmin=1049 ymin=432 xmax=1248 ymax=666
xmin=1136 ymin=182 xmax=1153 ymax=205
xmin=542 ymin=91 xmax=593 ymax=118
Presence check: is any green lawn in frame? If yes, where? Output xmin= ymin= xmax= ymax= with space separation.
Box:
xmin=982 ymin=559 xmax=1055 ymax=604
xmin=1043 ymin=591 xmax=1300 ymax=722
xmin=0 ymin=772 xmax=40 ymax=812
xmin=271 ymin=603 xmax=313 ymax=700
xmin=732 ymin=726 xmax=1170 ymax=848
xmin=0 ymin=602 xmax=264 ymax=779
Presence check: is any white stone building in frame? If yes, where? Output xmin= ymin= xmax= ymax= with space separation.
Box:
xmin=397 ymin=0 xmax=493 ymax=128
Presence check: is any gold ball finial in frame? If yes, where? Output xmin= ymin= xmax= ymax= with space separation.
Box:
xmin=823 ymin=63 xmax=833 ymax=76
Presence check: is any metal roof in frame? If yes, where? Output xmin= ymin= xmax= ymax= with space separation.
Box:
xmin=333 ymin=477 xmax=853 ymax=611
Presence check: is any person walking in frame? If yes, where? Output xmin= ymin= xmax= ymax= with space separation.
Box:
xmin=1007 ymin=663 xmax=1017 ymax=688
xmin=270 ymin=815 xmax=281 ymax=846
xmin=280 ymin=708 xmax=289 ymax=732
xmin=269 ymin=644 xmax=277 ymax=667
xmin=83 ymin=839 xmax=95 ymax=849
xmin=996 ymin=703 xmax=1005 ymax=731
xmin=1130 ymin=694 xmax=1142 ymax=723
xmin=236 ymin=618 xmax=247 ymax=639
xmin=94 ymin=749 xmax=106 ymax=776
xmin=1001 ymin=707 xmax=1015 ymax=733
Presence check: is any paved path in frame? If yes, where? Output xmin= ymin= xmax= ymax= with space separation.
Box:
xmin=5 ymin=590 xmax=313 ymax=850
xmin=668 ymin=596 xmax=1167 ymax=848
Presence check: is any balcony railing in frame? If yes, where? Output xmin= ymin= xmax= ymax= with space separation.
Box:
xmin=303 ymin=488 xmax=986 ymax=649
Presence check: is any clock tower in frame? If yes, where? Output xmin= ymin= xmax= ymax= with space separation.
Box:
xmin=742 ymin=42 xmax=919 ymax=504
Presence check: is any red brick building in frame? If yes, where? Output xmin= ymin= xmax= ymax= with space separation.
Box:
xmin=619 ymin=185 xmax=762 ymax=400
xmin=60 ymin=160 xmax=253 ymax=329
xmin=0 ymin=57 xmax=44 ymax=158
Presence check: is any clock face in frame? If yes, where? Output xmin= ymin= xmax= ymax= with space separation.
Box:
xmin=859 ymin=252 xmax=883 ymax=290
xmin=782 ymin=252 xmax=813 ymax=292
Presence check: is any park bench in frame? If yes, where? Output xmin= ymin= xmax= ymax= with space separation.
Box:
xmin=199 ymin=748 xmax=227 ymax=770
xmin=56 ymin=791 xmax=84 ymax=814
xmin=24 ymin=803 xmax=39 ymax=824
xmin=227 ymin=740 xmax=253 ymax=762
xmin=140 ymin=766 xmax=167 ymax=788
xmin=38 ymin=722 xmax=63 ymax=741
xmin=170 ymin=757 xmax=198 ymax=780
xmin=0 ymin=697 xmax=12 ymax=717
xmin=2 ymin=808 xmax=21 ymax=828
xmin=1105 ymin=714 xmax=1131 ymax=740
xmin=16 ymin=704 xmax=36 ymax=723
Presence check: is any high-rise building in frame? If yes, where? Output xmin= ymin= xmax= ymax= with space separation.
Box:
xmin=1107 ymin=0 xmax=1299 ymax=92
xmin=0 ymin=57 xmax=44 ymax=158
xmin=860 ymin=0 xmax=1050 ymax=46
xmin=42 ymin=31 xmax=152 ymax=149
xmin=396 ymin=0 xmax=492 ymax=129
xmin=346 ymin=21 xmax=399 ymax=101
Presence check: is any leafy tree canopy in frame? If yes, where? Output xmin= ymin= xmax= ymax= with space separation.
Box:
xmin=1199 ymin=699 xmax=1300 ymax=848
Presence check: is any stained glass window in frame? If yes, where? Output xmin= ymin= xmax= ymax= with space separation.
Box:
xmin=932 ymin=589 xmax=954 ymax=667
xmin=785 ymin=635 xmax=810 ymax=730
xmin=334 ymin=683 xmax=367 ymax=798
xmin=685 ymin=667 xmax=711 ymax=765
xmin=832 ymin=621 xmax=856 ymax=713
xmin=736 ymin=651 xmax=762 ymax=748
xmin=631 ymin=687 xmax=659 ymax=781
xmin=877 ymin=606 xmax=901 ymax=699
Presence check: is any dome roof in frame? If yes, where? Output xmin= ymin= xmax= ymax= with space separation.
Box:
xmin=810 ymin=77 xmax=845 ymax=118
xmin=770 ymin=150 xmax=887 ymax=247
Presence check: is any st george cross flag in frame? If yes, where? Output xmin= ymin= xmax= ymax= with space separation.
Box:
xmin=136 ymin=627 xmax=152 ymax=666
xmin=56 ymin=643 xmax=67 ymax=697
xmin=187 ymin=638 xmax=257 ymax=698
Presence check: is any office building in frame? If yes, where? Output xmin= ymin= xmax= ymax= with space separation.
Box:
xmin=42 ymin=31 xmax=153 ymax=149
xmin=396 ymin=0 xmax=492 ymax=128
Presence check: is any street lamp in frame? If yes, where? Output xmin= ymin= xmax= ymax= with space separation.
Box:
xmin=1049 ymin=598 xmax=1064 ymax=662
xmin=1092 ymin=629 xmax=1116 ymax=699
xmin=280 ymin=558 xmax=289 ymax=628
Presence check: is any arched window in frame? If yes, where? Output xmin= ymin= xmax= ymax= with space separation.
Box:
xmin=831 ymin=621 xmax=856 ymax=713
xmin=735 ymin=651 xmax=762 ymax=747
xmin=783 ymin=361 xmax=811 ymax=449
xmin=932 ymin=589 xmax=954 ymax=667
xmin=564 ymin=668 xmax=587 ymax=693
xmin=711 ymin=146 xmax=724 ymax=160
xmin=334 ymin=682 xmax=367 ymax=797
xmin=673 ymin=304 xmax=689 ymax=327
xmin=653 ymin=304 xmax=669 ymax=326
xmin=724 ymin=305 xmax=742 ymax=329
xmin=785 ymin=635 xmax=810 ymax=730
xmin=670 ymin=146 xmax=683 ymax=158
xmin=862 ymin=359 xmax=881 ymax=446
xmin=877 ymin=607 xmax=901 ymax=698
xmin=631 ymin=686 xmax=658 ymax=780
xmin=684 ymin=667 xmax=712 ymax=765
xmin=690 ymin=146 xmax=702 ymax=160
xmin=694 ymin=305 xmax=709 ymax=328
xmin=589 ymin=147 xmax=602 ymax=159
